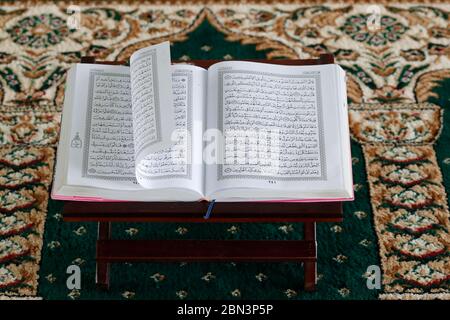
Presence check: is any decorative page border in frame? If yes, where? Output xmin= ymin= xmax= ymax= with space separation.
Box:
xmin=82 ymin=71 xmax=136 ymax=182
xmin=217 ymin=70 xmax=327 ymax=181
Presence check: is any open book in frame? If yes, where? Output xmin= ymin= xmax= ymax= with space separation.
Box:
xmin=52 ymin=42 xmax=353 ymax=202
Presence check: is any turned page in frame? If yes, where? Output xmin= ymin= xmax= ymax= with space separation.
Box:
xmin=134 ymin=64 xmax=206 ymax=194
xmin=205 ymin=61 xmax=352 ymax=200
xmin=60 ymin=42 xmax=176 ymax=193
xmin=129 ymin=42 xmax=177 ymax=186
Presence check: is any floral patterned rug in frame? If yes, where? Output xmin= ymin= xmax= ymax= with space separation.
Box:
xmin=0 ymin=0 xmax=449 ymax=300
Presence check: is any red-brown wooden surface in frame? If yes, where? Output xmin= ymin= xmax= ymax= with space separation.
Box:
xmin=64 ymin=201 xmax=343 ymax=222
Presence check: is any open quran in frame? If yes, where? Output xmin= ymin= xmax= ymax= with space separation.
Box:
xmin=52 ymin=42 xmax=353 ymax=202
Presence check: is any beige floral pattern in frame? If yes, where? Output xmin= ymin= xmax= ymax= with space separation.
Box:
xmin=350 ymin=103 xmax=450 ymax=299
xmin=0 ymin=113 xmax=60 ymax=145
xmin=349 ymin=103 xmax=442 ymax=145
xmin=0 ymin=146 xmax=54 ymax=297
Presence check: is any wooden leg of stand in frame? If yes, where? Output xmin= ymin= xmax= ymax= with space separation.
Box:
xmin=304 ymin=222 xmax=317 ymax=291
xmin=96 ymin=222 xmax=111 ymax=290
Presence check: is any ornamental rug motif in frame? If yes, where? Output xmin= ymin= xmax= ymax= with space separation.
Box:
xmin=0 ymin=146 xmax=54 ymax=297
xmin=0 ymin=1 xmax=448 ymax=299
xmin=0 ymin=2 xmax=448 ymax=111
xmin=349 ymin=103 xmax=450 ymax=300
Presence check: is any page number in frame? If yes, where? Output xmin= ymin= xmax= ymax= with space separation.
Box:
xmin=268 ymin=180 xmax=277 ymax=184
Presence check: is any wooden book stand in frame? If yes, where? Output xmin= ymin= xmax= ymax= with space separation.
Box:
xmin=62 ymin=54 xmax=343 ymax=291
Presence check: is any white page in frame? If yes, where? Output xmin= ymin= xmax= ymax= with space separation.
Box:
xmin=135 ymin=64 xmax=206 ymax=195
xmin=64 ymin=64 xmax=143 ymax=191
xmin=129 ymin=41 xmax=177 ymax=186
xmin=205 ymin=61 xmax=352 ymax=200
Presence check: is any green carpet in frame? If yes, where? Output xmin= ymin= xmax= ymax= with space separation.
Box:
xmin=0 ymin=1 xmax=449 ymax=300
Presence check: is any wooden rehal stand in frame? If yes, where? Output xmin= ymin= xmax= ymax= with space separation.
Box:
xmin=62 ymin=53 xmax=343 ymax=291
